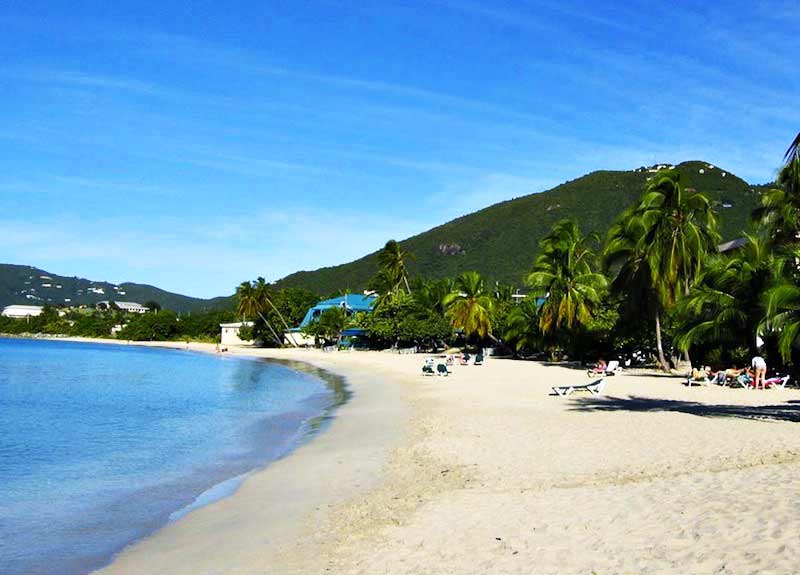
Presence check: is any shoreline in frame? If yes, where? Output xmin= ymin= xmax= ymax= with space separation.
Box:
xmin=93 ymin=344 xmax=411 ymax=574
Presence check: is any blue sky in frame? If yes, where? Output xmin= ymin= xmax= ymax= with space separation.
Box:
xmin=1 ymin=1 xmax=797 ymax=298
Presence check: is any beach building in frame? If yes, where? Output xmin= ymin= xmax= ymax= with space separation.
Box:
xmin=2 ymin=304 xmax=44 ymax=318
xmin=219 ymin=321 xmax=255 ymax=346
xmin=97 ymin=301 xmax=149 ymax=313
xmin=285 ymin=293 xmax=377 ymax=346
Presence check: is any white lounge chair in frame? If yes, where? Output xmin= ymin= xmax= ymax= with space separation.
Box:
xmin=765 ymin=375 xmax=791 ymax=389
xmin=552 ymin=378 xmax=606 ymax=396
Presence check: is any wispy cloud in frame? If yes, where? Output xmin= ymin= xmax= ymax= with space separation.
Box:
xmin=3 ymin=68 xmax=173 ymax=97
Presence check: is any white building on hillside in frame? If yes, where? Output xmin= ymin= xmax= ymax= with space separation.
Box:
xmin=97 ymin=301 xmax=149 ymax=313
xmin=2 ymin=305 xmax=44 ymax=318
xmin=220 ymin=322 xmax=255 ymax=346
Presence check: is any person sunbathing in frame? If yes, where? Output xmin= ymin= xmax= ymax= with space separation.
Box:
xmin=590 ymin=358 xmax=607 ymax=373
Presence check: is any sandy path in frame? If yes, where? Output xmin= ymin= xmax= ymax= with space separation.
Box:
xmin=91 ymin=343 xmax=800 ymax=574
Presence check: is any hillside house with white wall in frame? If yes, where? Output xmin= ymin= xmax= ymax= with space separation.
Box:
xmin=2 ymin=305 xmax=44 ymax=318
xmin=97 ymin=301 xmax=149 ymax=313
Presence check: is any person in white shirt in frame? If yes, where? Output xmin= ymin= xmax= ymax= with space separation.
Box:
xmin=751 ymin=356 xmax=767 ymax=389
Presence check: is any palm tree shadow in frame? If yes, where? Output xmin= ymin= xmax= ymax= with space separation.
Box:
xmin=570 ymin=396 xmax=800 ymax=423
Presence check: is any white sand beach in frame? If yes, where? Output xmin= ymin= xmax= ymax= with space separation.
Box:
xmin=96 ymin=344 xmax=800 ymax=574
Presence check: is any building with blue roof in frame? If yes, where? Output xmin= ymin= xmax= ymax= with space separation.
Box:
xmin=284 ymin=293 xmax=377 ymax=346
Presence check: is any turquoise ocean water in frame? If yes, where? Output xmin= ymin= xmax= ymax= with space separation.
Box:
xmin=0 ymin=338 xmax=343 ymax=574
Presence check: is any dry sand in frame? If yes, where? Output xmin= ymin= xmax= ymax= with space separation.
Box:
xmin=93 ymin=343 xmax=800 ymax=574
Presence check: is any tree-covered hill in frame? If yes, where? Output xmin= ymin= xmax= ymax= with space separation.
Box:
xmin=274 ymin=161 xmax=762 ymax=295
xmin=0 ymin=264 xmax=234 ymax=312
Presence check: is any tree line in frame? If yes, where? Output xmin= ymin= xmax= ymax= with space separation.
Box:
xmin=236 ymin=133 xmax=800 ymax=373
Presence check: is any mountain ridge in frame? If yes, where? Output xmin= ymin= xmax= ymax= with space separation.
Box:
xmin=0 ymin=263 xmax=233 ymax=312
xmin=272 ymin=160 xmax=762 ymax=295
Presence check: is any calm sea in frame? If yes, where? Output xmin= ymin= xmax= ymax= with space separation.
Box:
xmin=0 ymin=338 xmax=345 ymax=575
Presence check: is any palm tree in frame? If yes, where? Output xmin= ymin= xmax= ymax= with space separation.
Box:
xmin=753 ymin=132 xmax=800 ymax=250
xmin=443 ymin=271 xmax=494 ymax=340
xmin=639 ymin=170 xmax=719 ymax=304
xmin=675 ymin=232 xmax=774 ymax=358
xmin=503 ymin=296 xmax=541 ymax=354
xmin=604 ymin=171 xmax=718 ymax=370
xmin=376 ymin=240 xmax=413 ymax=294
xmin=528 ymin=219 xmax=607 ymax=343
xmin=604 ymin=207 xmax=669 ymax=369
xmin=236 ymin=280 xmax=282 ymax=346
xmin=252 ymin=277 xmax=297 ymax=345
xmin=413 ymin=277 xmax=454 ymax=317
xmin=759 ymin=132 xmax=800 ymax=362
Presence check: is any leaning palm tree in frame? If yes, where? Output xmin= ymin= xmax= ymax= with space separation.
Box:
xmin=376 ymin=240 xmax=413 ymax=294
xmin=528 ymin=219 xmax=607 ymax=343
xmin=443 ymin=271 xmax=494 ymax=340
xmin=252 ymin=277 xmax=296 ymax=343
xmin=236 ymin=280 xmax=282 ymax=346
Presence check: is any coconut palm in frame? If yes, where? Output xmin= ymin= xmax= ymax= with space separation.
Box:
xmin=443 ymin=271 xmax=494 ymax=340
xmin=638 ymin=170 xmax=719 ymax=304
xmin=503 ymin=296 xmax=542 ymax=354
xmin=252 ymin=277 xmax=296 ymax=343
xmin=236 ymin=280 xmax=282 ymax=346
xmin=760 ymin=133 xmax=800 ymax=362
xmin=604 ymin=171 xmax=718 ymax=370
xmin=604 ymin=207 xmax=670 ymax=368
xmin=412 ymin=277 xmax=454 ymax=317
xmin=527 ymin=219 xmax=607 ymax=339
xmin=675 ymin=232 xmax=774 ymax=358
xmin=376 ymin=240 xmax=413 ymax=294
xmin=753 ymin=132 xmax=800 ymax=250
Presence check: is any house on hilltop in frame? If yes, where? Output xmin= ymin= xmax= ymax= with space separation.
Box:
xmin=97 ymin=301 xmax=149 ymax=313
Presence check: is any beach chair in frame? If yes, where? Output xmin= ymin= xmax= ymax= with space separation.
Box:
xmin=587 ymin=360 xmax=620 ymax=378
xmin=760 ymin=375 xmax=790 ymax=389
xmin=436 ymin=363 xmax=451 ymax=376
xmin=422 ymin=364 xmax=435 ymax=376
xmin=474 ymin=353 xmax=484 ymax=366
xmin=685 ymin=375 xmax=711 ymax=387
xmin=552 ymin=378 xmax=606 ymax=396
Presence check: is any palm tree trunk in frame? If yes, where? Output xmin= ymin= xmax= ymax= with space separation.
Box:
xmin=403 ymin=275 xmax=411 ymax=295
xmin=654 ymin=309 xmax=670 ymax=371
xmin=258 ymin=312 xmax=284 ymax=347
xmin=262 ymin=296 xmax=298 ymax=347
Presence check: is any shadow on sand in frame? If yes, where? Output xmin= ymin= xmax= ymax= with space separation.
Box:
xmin=569 ymin=396 xmax=800 ymax=423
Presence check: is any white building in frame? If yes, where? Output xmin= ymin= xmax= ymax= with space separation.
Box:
xmin=2 ymin=305 xmax=44 ymax=318
xmin=97 ymin=301 xmax=149 ymax=313
xmin=220 ymin=321 xmax=255 ymax=346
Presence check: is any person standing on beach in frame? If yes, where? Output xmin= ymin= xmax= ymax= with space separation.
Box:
xmin=751 ymin=356 xmax=767 ymax=389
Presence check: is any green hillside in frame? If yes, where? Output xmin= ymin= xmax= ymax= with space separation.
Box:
xmin=275 ymin=161 xmax=761 ymax=294
xmin=0 ymin=264 xmax=234 ymax=312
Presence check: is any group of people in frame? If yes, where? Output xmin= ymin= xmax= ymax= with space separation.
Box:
xmin=444 ymin=351 xmax=484 ymax=366
xmin=690 ymin=356 xmax=770 ymax=389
